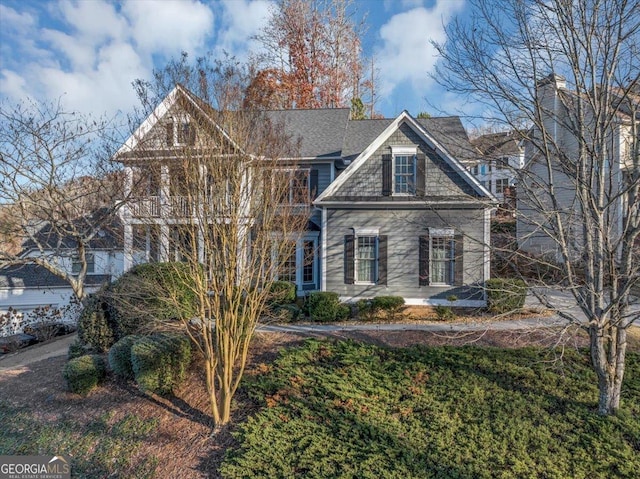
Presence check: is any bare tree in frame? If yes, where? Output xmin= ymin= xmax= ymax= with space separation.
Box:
xmin=434 ymin=0 xmax=639 ymax=415
xmin=124 ymin=61 xmax=309 ymax=426
xmin=0 ymin=100 xmax=126 ymax=300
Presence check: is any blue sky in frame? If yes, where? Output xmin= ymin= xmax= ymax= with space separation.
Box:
xmin=0 ymin=0 xmax=469 ymax=120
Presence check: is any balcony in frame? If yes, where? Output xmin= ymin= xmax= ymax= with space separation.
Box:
xmin=130 ymin=196 xmax=160 ymax=217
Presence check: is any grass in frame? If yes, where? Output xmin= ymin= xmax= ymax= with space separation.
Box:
xmin=0 ymin=405 xmax=159 ymax=478
xmin=221 ymin=339 xmax=640 ymax=479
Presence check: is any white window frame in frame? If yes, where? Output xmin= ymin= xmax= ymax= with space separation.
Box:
xmin=495 ymin=178 xmax=509 ymax=194
xmin=276 ymin=168 xmax=311 ymax=206
xmin=168 ymin=115 xmax=194 ymax=147
xmin=353 ymin=227 xmax=379 ymax=285
xmin=391 ymin=146 xmax=417 ymax=196
xmin=72 ymin=253 xmax=95 ymax=275
xmin=429 ymin=228 xmax=455 ymax=286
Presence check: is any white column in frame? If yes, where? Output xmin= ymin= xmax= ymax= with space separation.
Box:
xmin=123 ymin=223 xmax=133 ymax=272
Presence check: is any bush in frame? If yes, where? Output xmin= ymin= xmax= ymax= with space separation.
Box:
xmin=63 ymin=354 xmax=106 ymax=395
xmin=307 ymin=292 xmax=342 ymax=322
xmin=131 ymin=333 xmax=192 ymax=395
xmin=77 ymin=295 xmax=115 ymax=352
xmin=272 ymin=304 xmax=302 ymax=322
xmin=68 ymin=339 xmax=91 ymax=360
xmin=371 ymin=296 xmax=405 ymax=321
xmin=486 ymin=278 xmax=527 ymax=313
xmin=434 ymin=305 xmax=455 ymax=320
xmin=268 ymin=281 xmax=296 ymax=305
xmin=336 ymin=304 xmax=352 ymax=321
xmin=108 ymin=335 xmax=141 ymax=380
xmin=104 ymin=262 xmax=200 ymax=340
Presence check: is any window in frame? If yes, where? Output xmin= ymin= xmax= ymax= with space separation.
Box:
xmin=72 ymin=254 xmax=94 ymax=274
xmin=278 ymin=241 xmax=297 ymax=282
xmin=166 ymin=117 xmax=195 ymax=146
xmin=278 ymin=169 xmax=310 ymax=205
xmin=430 ymin=236 xmax=454 ymax=285
xmin=344 ymin=231 xmax=387 ymax=285
xmin=356 ymin=236 xmax=377 ymax=283
xmin=302 ymin=240 xmax=315 ymax=284
xmin=394 ymin=155 xmax=415 ymax=194
xmin=382 ymin=147 xmax=424 ymax=197
xmin=496 ymin=178 xmax=509 ymax=194
xmin=419 ymin=231 xmax=461 ymax=286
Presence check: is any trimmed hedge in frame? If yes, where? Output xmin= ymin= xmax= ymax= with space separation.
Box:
xmin=68 ymin=338 xmax=91 ymax=360
xmin=131 ymin=333 xmax=192 ymax=395
xmin=104 ymin=262 xmax=200 ymax=340
xmin=272 ymin=303 xmax=302 ymax=322
xmin=307 ymin=292 xmax=342 ymax=322
xmin=77 ymin=295 xmax=114 ymax=352
xmin=108 ymin=335 xmax=140 ymax=380
xmin=269 ymin=281 xmax=297 ymax=305
xmin=63 ymin=354 xmax=106 ymax=395
xmin=486 ymin=278 xmax=527 ymax=313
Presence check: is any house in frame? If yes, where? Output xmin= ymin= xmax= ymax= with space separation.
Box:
xmin=470 ymin=131 xmax=524 ymax=210
xmin=0 ymin=215 xmax=123 ymax=333
xmin=517 ymin=74 xmax=638 ymax=259
xmin=116 ymin=85 xmax=497 ymax=306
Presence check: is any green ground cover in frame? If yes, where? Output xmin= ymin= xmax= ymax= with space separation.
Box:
xmin=221 ymin=340 xmax=640 ymax=479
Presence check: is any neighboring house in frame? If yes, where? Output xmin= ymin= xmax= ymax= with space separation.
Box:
xmin=0 ymin=215 xmax=124 ymax=326
xmin=517 ymin=74 xmax=638 ymax=258
xmin=470 ymin=131 xmax=524 ymax=206
xmin=116 ymin=85 xmax=496 ymax=306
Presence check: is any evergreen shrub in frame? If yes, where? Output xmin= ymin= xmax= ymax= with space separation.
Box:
xmin=63 ymin=354 xmax=106 ymax=395
xmin=486 ymin=278 xmax=527 ymax=313
xmin=131 ymin=333 xmax=192 ymax=395
xmin=108 ymin=335 xmax=141 ymax=380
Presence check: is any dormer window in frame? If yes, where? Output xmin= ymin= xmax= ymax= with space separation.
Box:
xmin=166 ymin=117 xmax=196 ymax=146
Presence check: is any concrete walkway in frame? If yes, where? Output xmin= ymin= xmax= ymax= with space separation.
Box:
xmin=0 ymin=333 xmax=76 ymax=370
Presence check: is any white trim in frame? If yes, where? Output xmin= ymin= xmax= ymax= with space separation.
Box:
xmin=321 ymin=207 xmax=327 ymax=291
xmin=315 ymin=110 xmax=498 ymax=203
xmin=484 ymin=208 xmax=492 ymax=289
xmin=391 ymin=145 xmax=417 ymax=155
xmin=353 ymin=227 xmax=379 ymax=235
xmin=338 ymin=296 xmax=486 ymax=307
xmin=428 ymin=228 xmax=454 ymax=236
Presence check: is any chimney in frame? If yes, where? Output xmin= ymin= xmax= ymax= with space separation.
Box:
xmin=536 ymin=73 xmax=566 ymax=91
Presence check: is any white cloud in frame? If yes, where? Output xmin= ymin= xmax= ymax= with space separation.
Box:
xmin=216 ymin=0 xmax=274 ymax=61
xmin=122 ymin=0 xmax=214 ymax=56
xmin=376 ymin=0 xmax=464 ymax=98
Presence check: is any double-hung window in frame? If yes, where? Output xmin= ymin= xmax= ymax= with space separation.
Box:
xmin=166 ymin=116 xmax=195 ymax=146
xmin=419 ymin=229 xmax=462 ymax=286
xmin=382 ymin=146 xmax=424 ymax=197
xmin=277 ymin=169 xmax=310 ymax=205
xmin=344 ymin=229 xmax=387 ymax=285
xmin=72 ymin=253 xmax=95 ymax=275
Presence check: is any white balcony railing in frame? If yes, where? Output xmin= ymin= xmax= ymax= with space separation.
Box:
xmin=130 ymin=196 xmax=160 ymax=217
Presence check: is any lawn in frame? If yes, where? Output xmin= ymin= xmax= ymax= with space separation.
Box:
xmin=0 ymin=331 xmax=638 ymax=478
xmin=221 ymin=340 xmax=640 ymax=479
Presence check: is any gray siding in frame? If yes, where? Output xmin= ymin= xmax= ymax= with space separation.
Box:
xmin=324 ymin=208 xmax=487 ymax=301
xmin=331 ymin=122 xmax=476 ymax=199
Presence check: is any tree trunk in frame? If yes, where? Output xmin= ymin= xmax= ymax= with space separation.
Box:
xmin=589 ymin=324 xmax=627 ymax=415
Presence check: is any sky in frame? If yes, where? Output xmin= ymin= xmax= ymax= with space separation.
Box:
xmin=0 ymin=0 xmax=470 ymax=121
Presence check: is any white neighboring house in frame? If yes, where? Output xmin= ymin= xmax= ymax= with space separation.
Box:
xmin=470 ymin=131 xmax=525 ymax=205
xmin=0 ymin=219 xmax=124 ymax=336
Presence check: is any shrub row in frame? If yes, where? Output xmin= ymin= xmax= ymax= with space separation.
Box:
xmin=307 ymin=292 xmax=350 ymax=323
xmin=356 ymin=296 xmax=405 ymax=321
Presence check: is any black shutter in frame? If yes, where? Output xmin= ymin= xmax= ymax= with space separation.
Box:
xmin=419 ymin=235 xmax=430 ymax=286
xmin=454 ymin=234 xmax=464 ymax=286
xmin=310 ymin=169 xmax=319 ymax=200
xmin=344 ymin=235 xmax=355 ymax=284
xmin=416 ymin=153 xmax=426 ymax=196
xmin=377 ymin=235 xmax=388 ymax=285
xmin=166 ymin=122 xmax=174 ymax=146
xmin=382 ymin=154 xmax=392 ymax=196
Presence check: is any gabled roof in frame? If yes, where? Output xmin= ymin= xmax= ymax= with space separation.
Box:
xmin=0 ymin=264 xmax=111 ymax=289
xmin=21 ymin=209 xmax=123 ymax=254
xmin=265 ymin=109 xmax=350 ymax=158
xmin=114 ymin=84 xmax=242 ymax=160
xmin=316 ymin=111 xmax=496 ymax=203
